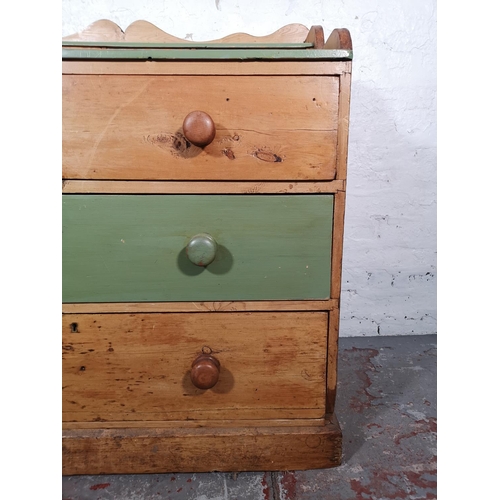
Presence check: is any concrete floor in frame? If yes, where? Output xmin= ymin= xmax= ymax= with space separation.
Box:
xmin=62 ymin=334 xmax=437 ymax=500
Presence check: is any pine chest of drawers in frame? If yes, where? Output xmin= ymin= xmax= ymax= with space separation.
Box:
xmin=62 ymin=20 xmax=352 ymax=475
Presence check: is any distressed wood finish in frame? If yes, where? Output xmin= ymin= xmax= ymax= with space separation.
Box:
xmin=327 ymin=196 xmax=348 ymax=413
xmin=62 ymin=179 xmax=345 ymax=194
xmin=61 ymin=21 xmax=352 ymax=474
xmin=336 ymin=68 xmax=352 ymax=181
xmin=62 ymin=415 xmax=342 ymax=474
xmin=331 ymin=190 xmax=347 ymax=300
xmin=63 ymin=60 xmax=349 ymax=76
xmin=63 ymin=417 xmax=326 ymax=429
xmin=62 ymin=299 xmax=336 ymax=314
xmin=62 ymin=194 xmax=333 ymax=303
xmin=62 ymin=312 xmax=328 ymax=422
xmin=62 ymin=75 xmax=338 ymax=181
xmin=327 ymin=307 xmax=341 ymax=414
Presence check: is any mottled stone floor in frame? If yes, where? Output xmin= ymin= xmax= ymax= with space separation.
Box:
xmin=62 ymin=334 xmax=437 ymax=500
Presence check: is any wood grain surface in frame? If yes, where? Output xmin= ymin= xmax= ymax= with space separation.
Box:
xmin=63 ymin=417 xmax=326 ymax=429
xmin=62 ymin=60 xmax=350 ymax=76
xmin=62 ymin=415 xmax=342 ymax=474
xmin=62 ymin=312 xmax=328 ymax=422
xmin=62 ymin=179 xmax=345 ymax=194
xmin=63 ymin=75 xmax=338 ymax=180
xmin=62 ymin=299 xmax=336 ymax=314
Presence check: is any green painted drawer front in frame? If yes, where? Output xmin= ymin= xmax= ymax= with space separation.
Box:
xmin=62 ymin=195 xmax=333 ymax=302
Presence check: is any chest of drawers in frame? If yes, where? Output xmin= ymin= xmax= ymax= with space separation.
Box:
xmin=62 ymin=20 xmax=352 ymax=475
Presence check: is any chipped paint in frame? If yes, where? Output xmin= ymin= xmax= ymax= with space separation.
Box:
xmin=261 ymin=472 xmax=271 ymax=500
xmin=344 ymin=346 xmax=379 ymax=412
xmin=394 ymin=417 xmax=437 ymax=446
xmin=279 ymin=472 xmax=297 ymax=499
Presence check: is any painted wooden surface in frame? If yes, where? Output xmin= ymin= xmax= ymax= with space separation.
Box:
xmin=62 ymin=312 xmax=328 ymax=422
xmin=62 ymin=194 xmax=333 ymax=303
xmin=62 ymin=75 xmax=338 ymax=181
xmin=62 ymin=48 xmax=352 ymax=60
xmin=63 ymin=41 xmax=315 ymax=49
xmin=62 ymin=415 xmax=342 ymax=474
xmin=186 ymin=233 xmax=218 ymax=267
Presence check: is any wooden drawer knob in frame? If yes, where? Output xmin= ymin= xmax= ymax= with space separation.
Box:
xmin=186 ymin=233 xmax=218 ymax=266
xmin=191 ymin=354 xmax=221 ymax=390
xmin=182 ymin=110 xmax=216 ymax=147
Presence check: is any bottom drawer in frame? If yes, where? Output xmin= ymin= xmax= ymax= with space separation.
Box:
xmin=62 ymin=312 xmax=328 ymax=422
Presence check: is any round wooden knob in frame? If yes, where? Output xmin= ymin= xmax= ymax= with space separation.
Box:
xmin=182 ymin=111 xmax=216 ymax=147
xmin=186 ymin=233 xmax=218 ymax=266
xmin=191 ymin=354 xmax=220 ymax=390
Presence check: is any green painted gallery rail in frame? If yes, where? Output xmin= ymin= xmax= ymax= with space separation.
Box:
xmin=62 ymin=47 xmax=353 ymax=61
xmin=62 ymin=41 xmax=316 ymax=49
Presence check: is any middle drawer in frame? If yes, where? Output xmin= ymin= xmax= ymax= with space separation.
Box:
xmin=62 ymin=194 xmax=333 ymax=303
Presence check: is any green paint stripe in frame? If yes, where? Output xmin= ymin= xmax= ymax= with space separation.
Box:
xmin=62 ymin=41 xmax=315 ymax=49
xmin=62 ymin=48 xmax=353 ymax=61
xmin=62 ymin=194 xmax=333 ymax=303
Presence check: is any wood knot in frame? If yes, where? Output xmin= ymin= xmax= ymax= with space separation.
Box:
xmin=222 ymin=148 xmax=236 ymax=160
xmin=253 ymin=149 xmax=283 ymax=163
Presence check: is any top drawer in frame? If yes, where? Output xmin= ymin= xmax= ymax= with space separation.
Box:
xmin=62 ymin=75 xmax=338 ymax=181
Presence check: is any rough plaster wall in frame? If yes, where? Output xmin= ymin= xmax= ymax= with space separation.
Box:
xmin=62 ymin=0 xmax=437 ymax=337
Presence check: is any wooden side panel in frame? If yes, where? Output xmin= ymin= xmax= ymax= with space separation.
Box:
xmin=327 ymin=191 xmax=346 ymax=414
xmin=331 ymin=190 xmax=346 ymax=300
xmin=62 ymin=194 xmax=333 ymax=303
xmin=62 ymin=416 xmax=342 ymax=474
xmin=62 ymin=75 xmax=338 ymax=181
xmin=336 ymin=66 xmax=352 ymax=181
xmin=62 ymin=312 xmax=328 ymax=422
xmin=326 ymin=307 xmax=340 ymax=413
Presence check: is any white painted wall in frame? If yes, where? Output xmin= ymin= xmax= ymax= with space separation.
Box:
xmin=62 ymin=0 xmax=437 ymax=337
